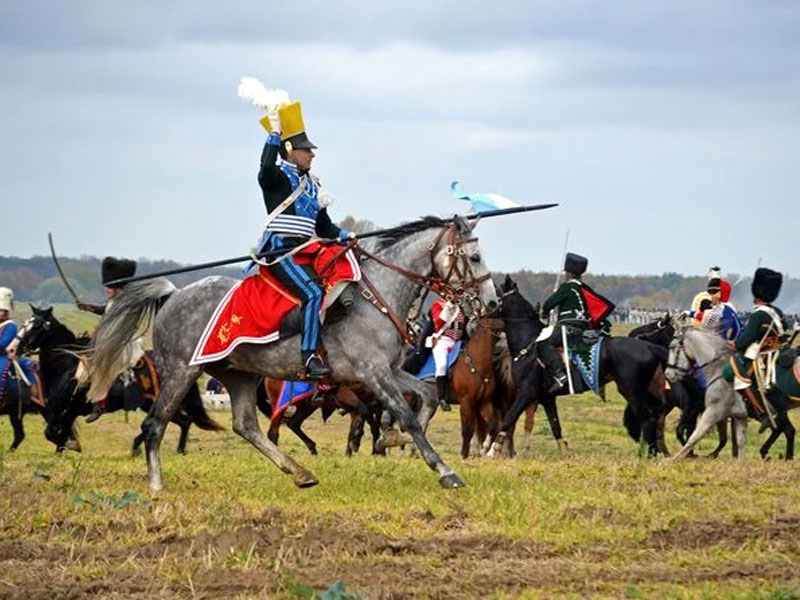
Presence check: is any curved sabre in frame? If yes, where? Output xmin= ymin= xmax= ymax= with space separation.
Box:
xmin=48 ymin=232 xmax=81 ymax=305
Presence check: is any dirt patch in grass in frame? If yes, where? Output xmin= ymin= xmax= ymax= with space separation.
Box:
xmin=644 ymin=515 xmax=800 ymax=550
xmin=2 ymin=509 xmax=798 ymax=599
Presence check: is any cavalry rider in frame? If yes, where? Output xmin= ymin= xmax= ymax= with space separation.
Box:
xmin=77 ymin=256 xmax=136 ymax=316
xmin=539 ymin=253 xmax=614 ymax=393
xmin=0 ymin=287 xmax=38 ymax=402
xmin=428 ymin=296 xmax=466 ymax=411
xmin=690 ymin=275 xmax=743 ymax=341
xmin=256 ymin=101 xmax=354 ymax=379
xmin=77 ymin=257 xmax=143 ymax=422
xmin=690 ymin=266 xmax=722 ymax=315
xmin=726 ymin=267 xmax=788 ymax=431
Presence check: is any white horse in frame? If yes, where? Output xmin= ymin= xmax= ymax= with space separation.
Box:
xmin=664 ymin=322 xmax=748 ymax=460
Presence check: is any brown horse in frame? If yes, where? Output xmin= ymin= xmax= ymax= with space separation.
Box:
xmin=442 ymin=317 xmax=505 ymax=458
xmin=259 ymin=379 xmax=382 ymax=456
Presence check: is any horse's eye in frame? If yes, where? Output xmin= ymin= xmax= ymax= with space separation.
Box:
xmin=469 ymin=254 xmax=481 ymax=264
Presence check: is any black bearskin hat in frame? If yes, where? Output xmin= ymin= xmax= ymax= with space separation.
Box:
xmin=564 ymin=252 xmax=588 ymax=277
xmin=751 ymin=267 xmax=782 ymax=303
xmin=101 ymin=257 xmax=137 ymax=287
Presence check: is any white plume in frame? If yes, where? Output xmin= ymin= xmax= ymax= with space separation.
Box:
xmin=237 ymin=77 xmax=291 ymax=112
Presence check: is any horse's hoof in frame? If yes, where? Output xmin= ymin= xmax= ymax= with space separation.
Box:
xmin=439 ymin=472 xmax=466 ymax=489
xmin=376 ymin=429 xmax=411 ymax=450
xmin=64 ymin=439 xmax=82 ymax=453
xmin=487 ymin=442 xmax=504 ymax=458
xmin=293 ymin=471 xmax=319 ymax=489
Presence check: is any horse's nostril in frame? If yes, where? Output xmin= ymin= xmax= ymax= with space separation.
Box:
xmin=487 ymin=300 xmax=498 ymax=311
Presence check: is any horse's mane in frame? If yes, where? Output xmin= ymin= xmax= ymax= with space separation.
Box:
xmin=376 ymin=216 xmax=447 ymax=251
xmin=685 ymin=324 xmax=729 ymax=352
xmin=493 ymin=333 xmax=515 ymax=390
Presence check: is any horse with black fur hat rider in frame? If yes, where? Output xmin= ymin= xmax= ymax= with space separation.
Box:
xmin=77 ymin=257 xmax=144 ymax=422
xmin=724 ymin=267 xmax=789 ymax=432
xmin=538 ymin=253 xmax=614 ymax=394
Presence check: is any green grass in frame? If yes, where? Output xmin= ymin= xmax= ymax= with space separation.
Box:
xmin=1 ymin=382 xmax=798 ymax=599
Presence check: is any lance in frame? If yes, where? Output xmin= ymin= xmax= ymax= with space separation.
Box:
xmin=101 ymin=203 xmax=559 ymax=287
xmin=48 ymin=232 xmax=81 ymax=305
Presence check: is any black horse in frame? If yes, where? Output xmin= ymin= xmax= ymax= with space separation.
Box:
xmin=628 ymin=315 xmax=718 ymax=455
xmin=489 ymin=276 xmax=667 ymax=456
xmin=17 ymin=306 xmax=223 ymax=454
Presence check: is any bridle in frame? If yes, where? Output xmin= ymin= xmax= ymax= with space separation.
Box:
xmin=666 ymin=327 xmax=726 ymax=388
xmin=321 ymin=222 xmax=493 ymax=346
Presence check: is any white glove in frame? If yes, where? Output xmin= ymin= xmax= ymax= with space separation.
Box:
xmin=266 ymin=107 xmax=281 ymax=134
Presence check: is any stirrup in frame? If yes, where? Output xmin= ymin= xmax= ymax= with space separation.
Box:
xmin=304 ymin=355 xmax=332 ymax=380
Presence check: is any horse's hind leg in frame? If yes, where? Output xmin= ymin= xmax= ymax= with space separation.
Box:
xmin=706 ymin=421 xmax=728 ymax=459
xmin=8 ymin=411 xmax=24 ymax=451
xmin=142 ymin=366 xmax=201 ymax=492
xmin=671 ymin=406 xmax=725 ymax=461
xmin=223 ymin=371 xmax=318 ymax=488
xmin=173 ymin=412 xmax=191 ymax=455
xmin=284 ymin=401 xmax=319 ymax=456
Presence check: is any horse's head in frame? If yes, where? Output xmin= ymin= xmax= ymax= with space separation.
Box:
xmin=665 ymin=319 xmax=695 ymax=384
xmin=629 ymin=312 xmax=676 ymax=348
xmin=430 ymin=215 xmax=498 ymax=318
xmin=16 ymin=305 xmax=55 ymax=354
xmin=498 ymin=275 xmax=540 ymax=323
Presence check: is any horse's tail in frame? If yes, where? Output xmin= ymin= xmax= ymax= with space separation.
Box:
xmin=182 ymin=383 xmax=225 ymax=432
xmin=623 ymin=404 xmax=642 ymax=441
xmin=88 ymin=278 xmax=176 ymax=400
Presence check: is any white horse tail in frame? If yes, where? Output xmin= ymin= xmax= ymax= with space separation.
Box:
xmin=87 ymin=278 xmax=176 ymax=399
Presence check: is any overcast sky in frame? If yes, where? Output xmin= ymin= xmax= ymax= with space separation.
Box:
xmin=2 ymin=1 xmax=798 ymax=277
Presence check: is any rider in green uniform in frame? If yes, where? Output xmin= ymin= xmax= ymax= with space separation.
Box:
xmin=539 ymin=253 xmax=613 ymax=393
xmin=727 ymin=267 xmax=787 ymax=431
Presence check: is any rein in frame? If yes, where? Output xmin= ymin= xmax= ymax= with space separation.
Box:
xmin=348 ymin=223 xmax=492 ymax=346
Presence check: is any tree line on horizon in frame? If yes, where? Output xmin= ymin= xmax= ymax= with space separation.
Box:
xmin=4 ymin=254 xmax=799 ymax=312
xmin=2 ymin=218 xmax=798 ymax=311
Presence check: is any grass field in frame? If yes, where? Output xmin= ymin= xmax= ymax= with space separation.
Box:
xmin=1 ymin=376 xmax=799 ymax=599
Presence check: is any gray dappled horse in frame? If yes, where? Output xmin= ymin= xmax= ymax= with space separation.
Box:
xmin=665 ymin=322 xmax=748 ymax=460
xmin=87 ymin=216 xmax=498 ymax=490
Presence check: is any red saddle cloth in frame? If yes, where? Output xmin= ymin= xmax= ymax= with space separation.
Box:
xmin=190 ymin=244 xmax=361 ymax=365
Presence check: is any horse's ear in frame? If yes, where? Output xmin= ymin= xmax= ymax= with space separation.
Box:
xmin=46 ymin=306 xmax=53 ymax=315
xmin=453 ymin=214 xmax=474 ymax=236
xmin=532 ymin=301 xmax=541 ymax=314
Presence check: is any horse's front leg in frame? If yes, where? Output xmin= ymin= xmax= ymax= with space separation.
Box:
xmin=671 ymin=403 xmax=726 ymax=461
xmin=488 ymin=377 xmax=535 ymax=457
xmin=393 ymin=370 xmax=437 ymax=432
xmin=363 ymin=364 xmax=464 ymax=488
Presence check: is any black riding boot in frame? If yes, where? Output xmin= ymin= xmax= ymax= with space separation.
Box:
xmin=435 ymin=376 xmax=452 ymax=412
xmin=538 ymin=341 xmax=568 ymax=394
xmin=303 ymin=351 xmax=332 ymax=380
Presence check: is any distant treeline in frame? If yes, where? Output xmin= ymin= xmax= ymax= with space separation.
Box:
xmin=0 ymin=255 xmax=244 ymax=304
xmin=3 ymin=254 xmax=799 ymax=312
xmin=506 ymin=270 xmax=800 ymax=313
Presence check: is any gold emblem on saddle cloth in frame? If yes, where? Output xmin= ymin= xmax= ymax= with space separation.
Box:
xmin=231 ymin=314 xmax=242 ymax=325
xmin=218 ymin=322 xmax=232 ymax=344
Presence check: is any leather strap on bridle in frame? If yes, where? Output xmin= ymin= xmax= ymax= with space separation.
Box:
xmin=358 ymin=275 xmax=416 ymax=346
